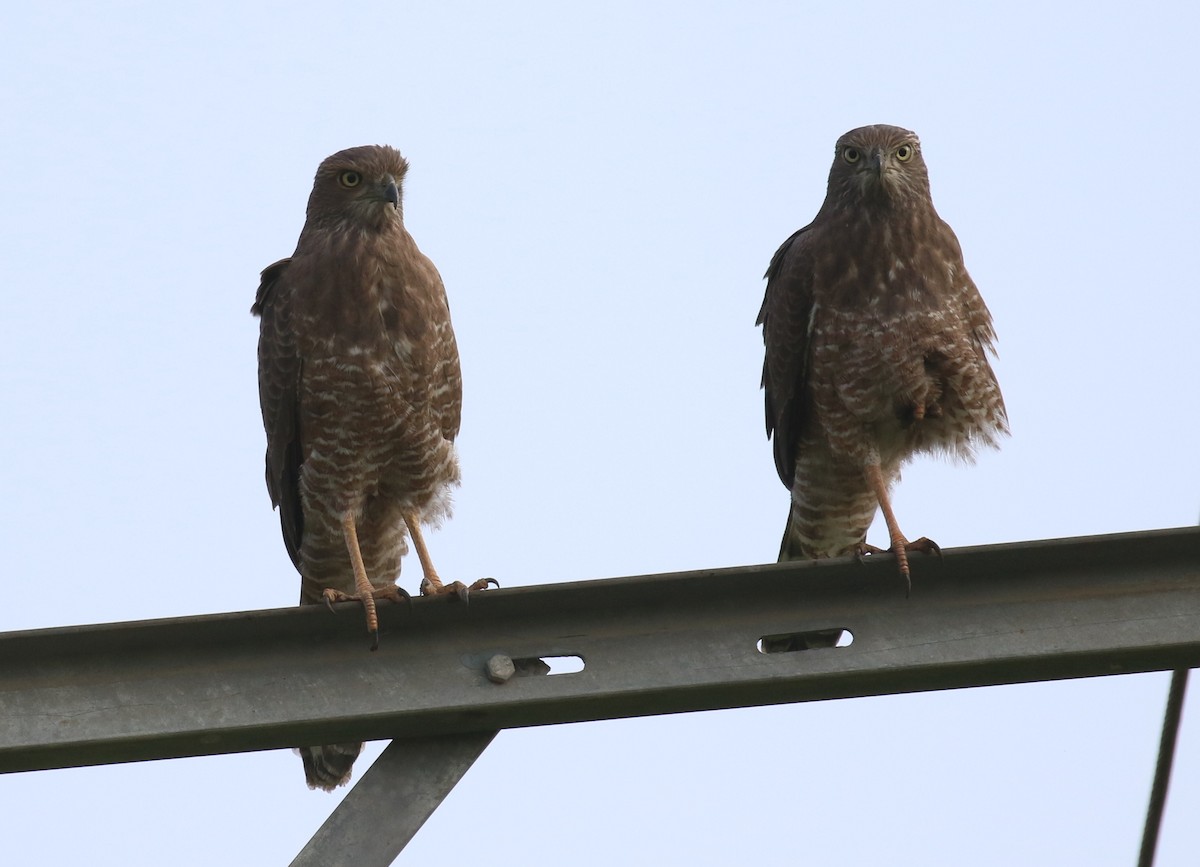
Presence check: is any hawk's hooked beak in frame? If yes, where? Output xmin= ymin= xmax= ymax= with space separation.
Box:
xmin=381 ymin=174 xmax=400 ymax=210
xmin=870 ymin=149 xmax=886 ymax=175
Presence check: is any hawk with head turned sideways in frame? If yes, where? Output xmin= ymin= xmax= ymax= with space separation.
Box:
xmin=252 ymin=145 xmax=493 ymax=790
xmin=757 ymin=124 xmax=1007 ymax=586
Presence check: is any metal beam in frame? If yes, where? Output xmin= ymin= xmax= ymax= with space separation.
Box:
xmin=2 ymin=527 xmax=1198 ymax=775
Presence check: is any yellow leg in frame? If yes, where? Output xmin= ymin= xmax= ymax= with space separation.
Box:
xmin=322 ymin=512 xmax=411 ymax=650
xmin=403 ymin=511 xmax=498 ymax=601
xmin=864 ymin=461 xmax=939 ymax=594
xmin=341 ymin=511 xmax=378 ymax=637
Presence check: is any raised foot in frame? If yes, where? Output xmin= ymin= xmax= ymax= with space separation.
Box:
xmin=904 ymin=398 xmax=944 ymax=425
xmin=420 ymin=576 xmax=500 ymax=604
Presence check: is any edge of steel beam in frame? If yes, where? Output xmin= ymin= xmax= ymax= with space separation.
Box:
xmin=2 ymin=526 xmax=1198 ymax=775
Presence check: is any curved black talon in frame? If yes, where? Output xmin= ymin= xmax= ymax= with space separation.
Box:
xmin=854 ymin=544 xmax=885 ymax=566
xmin=461 ymin=577 xmax=501 ymax=606
xmin=397 ymin=588 xmax=414 ymax=611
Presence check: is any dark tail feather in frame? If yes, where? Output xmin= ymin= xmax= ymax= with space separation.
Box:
xmin=299 ymin=742 xmax=363 ymax=791
xmin=778 ymin=509 xmax=806 ymax=563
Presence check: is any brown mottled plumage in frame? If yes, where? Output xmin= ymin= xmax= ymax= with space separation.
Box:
xmin=252 ymin=145 xmax=492 ymax=791
xmin=757 ymin=125 xmax=1007 ymax=586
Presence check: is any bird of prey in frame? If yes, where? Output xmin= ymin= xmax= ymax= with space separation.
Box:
xmin=757 ymin=125 xmax=1008 ymax=586
xmin=252 ymin=145 xmax=493 ymax=790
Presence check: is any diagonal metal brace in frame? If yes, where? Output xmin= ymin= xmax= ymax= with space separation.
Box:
xmin=290 ymin=731 xmax=496 ymax=866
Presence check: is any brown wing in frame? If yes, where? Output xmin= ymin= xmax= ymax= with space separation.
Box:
xmin=757 ymin=224 xmax=817 ymax=488
xmin=433 ymin=320 xmax=462 ymax=444
xmin=251 ymin=258 xmax=304 ymax=568
xmin=417 ymin=252 xmax=463 ymax=445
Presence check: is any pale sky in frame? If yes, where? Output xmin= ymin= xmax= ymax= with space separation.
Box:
xmin=2 ymin=2 xmax=1198 ymax=864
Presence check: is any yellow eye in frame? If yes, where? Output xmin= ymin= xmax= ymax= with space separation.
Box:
xmin=842 ymin=147 xmax=861 ymax=164
xmin=338 ymin=170 xmax=362 ymax=188
xmin=895 ymin=144 xmax=914 ymax=162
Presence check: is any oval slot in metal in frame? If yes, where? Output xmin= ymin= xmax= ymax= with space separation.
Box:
xmin=757 ymin=628 xmax=853 ymax=653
